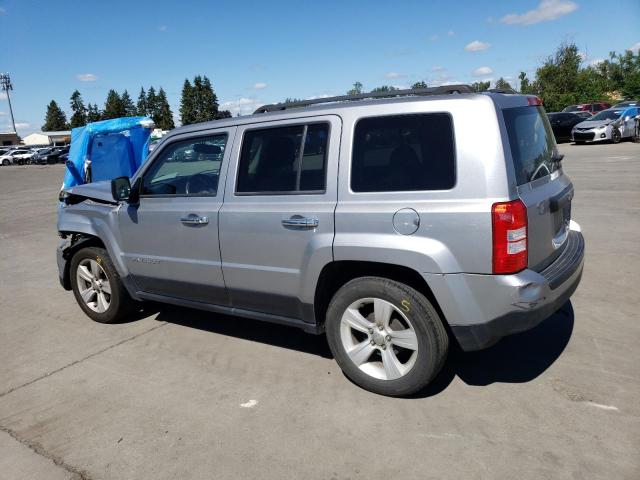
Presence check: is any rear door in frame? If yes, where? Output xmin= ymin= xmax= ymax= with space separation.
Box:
xmin=219 ymin=116 xmax=340 ymax=320
xmin=502 ymin=105 xmax=573 ymax=271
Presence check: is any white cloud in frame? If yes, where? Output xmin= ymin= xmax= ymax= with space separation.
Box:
xmin=158 ymin=25 xmax=168 ymax=32
xmin=252 ymin=82 xmax=267 ymax=90
xmin=0 ymin=92 xmax=7 ymax=100
xmin=432 ymin=65 xmax=446 ymax=72
xmin=472 ymin=66 xmax=493 ymax=76
xmin=385 ymin=72 xmax=406 ymax=79
xmin=629 ymin=42 xmax=640 ymax=53
xmin=589 ymin=58 xmax=605 ymax=66
xmin=447 ymin=30 xmax=455 ymax=36
xmin=76 ymin=73 xmax=97 ymax=82
xmin=15 ymin=122 xmax=30 ymax=129
xmin=501 ymin=0 xmax=578 ymax=25
xmin=0 ymin=7 xmax=6 ymax=15
xmin=220 ymin=97 xmax=262 ymax=116
xmin=0 ymin=111 xmax=6 ymax=116
xmin=465 ymin=40 xmax=491 ymax=52
xmin=578 ymin=51 xmax=588 ymax=61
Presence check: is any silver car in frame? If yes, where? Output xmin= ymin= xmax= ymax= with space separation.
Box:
xmin=572 ymin=107 xmax=640 ymax=143
xmin=57 ymin=86 xmax=584 ymax=396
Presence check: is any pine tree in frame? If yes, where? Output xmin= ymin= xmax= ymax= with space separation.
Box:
xmin=411 ymin=81 xmax=428 ymax=89
xmin=87 ymin=103 xmax=102 ymax=123
xmin=192 ymin=76 xmax=204 ymax=122
xmin=155 ymin=88 xmax=175 ymax=130
xmin=42 ymin=100 xmax=69 ymax=131
xmin=103 ymin=89 xmax=125 ymax=119
xmin=200 ymin=75 xmax=219 ymax=121
xmin=69 ymin=90 xmax=87 ymax=128
xmin=146 ymin=87 xmax=158 ymax=122
xmin=121 ymin=90 xmax=137 ymax=116
xmin=215 ymin=110 xmax=232 ymax=120
xmin=180 ymin=79 xmax=196 ymax=125
xmin=136 ymin=87 xmax=148 ymax=116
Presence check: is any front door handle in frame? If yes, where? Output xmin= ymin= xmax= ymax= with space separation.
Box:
xmin=181 ymin=214 xmax=209 ymax=225
xmin=282 ymin=215 xmax=319 ymax=229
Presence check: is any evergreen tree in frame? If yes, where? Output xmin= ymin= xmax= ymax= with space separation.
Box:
xmin=155 ymin=88 xmax=175 ymax=130
xmin=215 ymin=110 xmax=232 ymax=119
xmin=103 ymin=89 xmax=125 ymax=119
xmin=518 ymin=72 xmax=533 ymax=94
xmin=121 ymin=90 xmax=137 ymax=116
xmin=370 ymin=85 xmax=398 ymax=93
xmin=471 ymin=81 xmax=490 ymax=92
xmin=146 ymin=87 xmax=158 ymax=122
xmin=86 ymin=103 xmax=102 ymax=123
xmin=192 ymin=76 xmax=204 ymax=122
xmin=180 ymin=79 xmax=196 ymax=125
xmin=411 ymin=81 xmax=428 ymax=89
xmin=136 ymin=87 xmax=148 ymax=116
xmin=69 ymin=90 xmax=87 ymax=128
xmin=42 ymin=100 xmax=69 ymax=131
xmin=200 ymin=75 xmax=219 ymax=121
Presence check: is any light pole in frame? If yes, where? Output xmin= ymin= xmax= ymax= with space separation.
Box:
xmin=0 ymin=73 xmax=17 ymax=133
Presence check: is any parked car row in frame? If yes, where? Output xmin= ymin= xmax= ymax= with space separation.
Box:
xmin=549 ymin=100 xmax=639 ymax=144
xmin=0 ymin=145 xmax=69 ymax=166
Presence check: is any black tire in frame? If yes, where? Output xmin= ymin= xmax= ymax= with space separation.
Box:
xmin=612 ymin=129 xmax=621 ymax=144
xmin=573 ymin=141 xmax=585 ymax=145
xmin=2 ymin=159 xmax=9 ymax=166
xmin=70 ymin=246 xmax=137 ymax=323
xmin=325 ymin=277 xmax=449 ymax=397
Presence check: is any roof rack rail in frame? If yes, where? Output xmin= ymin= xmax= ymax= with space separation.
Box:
xmin=487 ymin=88 xmax=517 ymax=94
xmin=254 ymin=84 xmax=475 ymax=114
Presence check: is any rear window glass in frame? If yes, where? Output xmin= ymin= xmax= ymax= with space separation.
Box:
xmin=503 ymin=106 xmax=559 ymax=185
xmin=351 ymin=113 xmax=455 ymax=192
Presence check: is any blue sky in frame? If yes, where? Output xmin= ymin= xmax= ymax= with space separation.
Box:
xmin=1 ymin=0 xmax=638 ymax=135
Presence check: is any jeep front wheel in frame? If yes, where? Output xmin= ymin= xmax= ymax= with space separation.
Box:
xmin=70 ymin=247 xmax=137 ymax=323
xmin=325 ymin=277 xmax=449 ymax=397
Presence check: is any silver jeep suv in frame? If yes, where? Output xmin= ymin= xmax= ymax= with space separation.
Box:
xmin=57 ymin=86 xmax=584 ymax=396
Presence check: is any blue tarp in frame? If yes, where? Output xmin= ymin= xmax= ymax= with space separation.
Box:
xmin=63 ymin=117 xmax=154 ymax=189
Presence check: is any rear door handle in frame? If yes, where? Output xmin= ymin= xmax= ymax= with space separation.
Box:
xmin=282 ymin=215 xmax=319 ymax=229
xmin=181 ymin=214 xmax=209 ymax=225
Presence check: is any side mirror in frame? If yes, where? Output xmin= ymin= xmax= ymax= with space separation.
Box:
xmin=111 ymin=176 xmax=131 ymax=201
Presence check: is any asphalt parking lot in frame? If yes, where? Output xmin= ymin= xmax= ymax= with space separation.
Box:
xmin=1 ymin=141 xmax=639 ymax=480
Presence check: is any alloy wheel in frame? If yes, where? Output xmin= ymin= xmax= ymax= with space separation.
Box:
xmin=76 ymin=259 xmax=112 ymax=313
xmin=340 ymin=298 xmax=419 ymax=380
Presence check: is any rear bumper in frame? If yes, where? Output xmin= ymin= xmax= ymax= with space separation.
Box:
xmin=425 ymin=227 xmax=585 ymax=351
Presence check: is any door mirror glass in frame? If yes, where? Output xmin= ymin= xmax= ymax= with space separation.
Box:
xmin=111 ymin=176 xmax=131 ymax=201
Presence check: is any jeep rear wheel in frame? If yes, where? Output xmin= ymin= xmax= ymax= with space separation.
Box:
xmin=325 ymin=277 xmax=449 ymax=397
xmin=70 ymin=247 xmax=137 ymax=323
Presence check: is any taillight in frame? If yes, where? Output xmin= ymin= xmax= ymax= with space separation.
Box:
xmin=527 ymin=96 xmax=543 ymax=106
xmin=492 ymin=199 xmax=528 ymax=274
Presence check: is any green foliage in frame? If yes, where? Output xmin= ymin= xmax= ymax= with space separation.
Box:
xmin=179 ymin=79 xmax=196 ymax=125
xmin=155 ymin=88 xmax=175 ymax=130
xmin=146 ymin=87 xmax=158 ymax=121
xmin=69 ymin=90 xmax=87 ymax=128
xmin=136 ymin=87 xmax=148 ymax=116
xmin=86 ymin=103 xmax=101 ymax=123
xmin=42 ymin=100 xmax=68 ymax=131
xmin=494 ymin=77 xmax=514 ymax=91
xmin=102 ymin=90 xmax=125 ymax=119
xmin=411 ymin=81 xmax=428 ymax=89
xmin=180 ymin=75 xmax=221 ymax=124
xmin=518 ymin=72 xmax=534 ymax=94
xmin=347 ymin=81 xmax=363 ymax=95
xmin=215 ymin=110 xmax=232 ymax=119
xmin=370 ymin=85 xmax=398 ymax=93
xmin=121 ymin=90 xmax=137 ymax=117
xmin=471 ymin=81 xmax=490 ymax=92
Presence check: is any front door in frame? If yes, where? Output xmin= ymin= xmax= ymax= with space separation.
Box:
xmin=219 ymin=116 xmax=340 ymax=321
xmin=118 ymin=128 xmax=235 ymax=305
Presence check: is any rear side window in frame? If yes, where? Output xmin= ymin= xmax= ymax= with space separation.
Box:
xmin=503 ymin=106 xmax=559 ymax=185
xmin=236 ymin=123 xmax=329 ymax=194
xmin=351 ymin=113 xmax=455 ymax=192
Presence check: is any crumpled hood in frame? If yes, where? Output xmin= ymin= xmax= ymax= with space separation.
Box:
xmin=575 ymin=119 xmax=614 ymax=129
xmin=62 ymin=180 xmax=116 ymax=203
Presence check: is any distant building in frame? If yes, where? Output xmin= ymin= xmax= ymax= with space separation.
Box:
xmin=0 ymin=132 xmax=22 ymax=146
xmin=22 ymin=131 xmax=71 ymax=146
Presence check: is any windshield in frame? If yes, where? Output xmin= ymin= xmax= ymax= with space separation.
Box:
xmin=562 ymin=105 xmax=580 ymax=112
xmin=589 ymin=110 xmax=622 ymax=121
xmin=503 ymin=106 xmax=560 ymax=186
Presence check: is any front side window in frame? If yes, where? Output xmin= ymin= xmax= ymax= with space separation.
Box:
xmin=351 ymin=113 xmax=455 ymax=192
xmin=141 ymin=134 xmax=227 ymax=196
xmin=236 ymin=123 xmax=329 ymax=194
